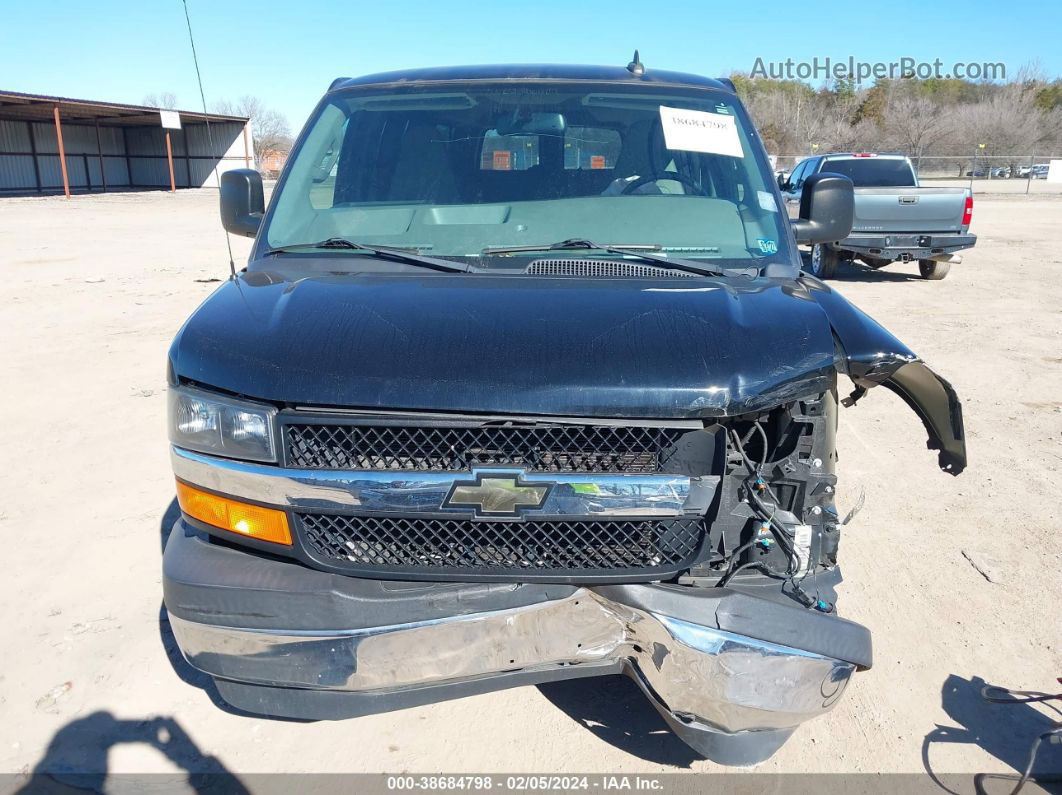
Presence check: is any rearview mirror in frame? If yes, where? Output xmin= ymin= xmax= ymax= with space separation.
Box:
xmin=790 ymin=173 xmax=853 ymax=244
xmin=220 ymin=169 xmax=264 ymax=238
xmin=495 ymin=112 xmax=566 ymax=136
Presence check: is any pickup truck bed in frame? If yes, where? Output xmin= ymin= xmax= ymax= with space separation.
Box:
xmin=839 ymin=185 xmax=976 ymax=262
xmin=782 ymin=154 xmax=976 ymax=279
xmin=850 ymin=186 xmax=971 ymax=233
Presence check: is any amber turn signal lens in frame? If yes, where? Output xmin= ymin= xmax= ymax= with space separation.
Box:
xmin=175 ymin=480 xmax=292 ymax=545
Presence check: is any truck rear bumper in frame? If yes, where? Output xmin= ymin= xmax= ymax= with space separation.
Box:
xmin=164 ymin=521 xmax=871 ymax=766
xmin=834 ymin=232 xmax=976 ymax=261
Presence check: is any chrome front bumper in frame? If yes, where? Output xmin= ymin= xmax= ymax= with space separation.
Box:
xmin=169 ymin=571 xmax=858 ymax=764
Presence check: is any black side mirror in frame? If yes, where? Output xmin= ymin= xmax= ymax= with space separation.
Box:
xmin=791 ymin=173 xmax=853 ymax=244
xmin=776 ymin=173 xmax=788 ymax=191
xmin=220 ymin=169 xmax=264 ymax=238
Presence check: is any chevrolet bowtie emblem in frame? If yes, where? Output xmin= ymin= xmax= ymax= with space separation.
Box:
xmin=443 ymin=472 xmax=552 ymax=518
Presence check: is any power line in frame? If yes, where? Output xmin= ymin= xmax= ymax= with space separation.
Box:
xmin=182 ymin=0 xmax=236 ymax=278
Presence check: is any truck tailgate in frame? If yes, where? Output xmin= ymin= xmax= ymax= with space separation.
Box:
xmin=852 ymin=187 xmax=969 ymax=233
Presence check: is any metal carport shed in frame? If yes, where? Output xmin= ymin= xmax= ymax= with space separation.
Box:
xmin=0 ymin=90 xmax=251 ymax=196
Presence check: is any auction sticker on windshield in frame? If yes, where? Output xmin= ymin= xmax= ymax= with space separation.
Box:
xmin=659 ymin=105 xmax=743 ymax=158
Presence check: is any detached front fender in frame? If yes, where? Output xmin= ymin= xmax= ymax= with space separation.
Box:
xmin=805 ymin=278 xmax=966 ymax=475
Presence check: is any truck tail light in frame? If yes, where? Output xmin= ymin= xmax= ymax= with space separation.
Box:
xmin=963 ymin=196 xmax=973 ymax=226
xmin=175 ymin=480 xmax=292 ymax=545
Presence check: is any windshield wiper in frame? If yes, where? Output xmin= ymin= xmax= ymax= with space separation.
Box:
xmin=481 ymin=238 xmax=752 ymax=278
xmin=265 ymin=238 xmax=472 ymax=273
xmin=484 ymin=239 xmax=663 ymax=254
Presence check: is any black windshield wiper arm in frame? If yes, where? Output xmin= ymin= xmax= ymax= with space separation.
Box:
xmin=481 ymin=238 xmax=749 ymax=278
xmin=265 ymin=238 xmax=472 ymax=273
xmin=483 ymin=239 xmax=662 ymax=254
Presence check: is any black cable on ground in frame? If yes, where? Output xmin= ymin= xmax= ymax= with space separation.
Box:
xmin=979 ymin=680 xmax=1062 ymax=795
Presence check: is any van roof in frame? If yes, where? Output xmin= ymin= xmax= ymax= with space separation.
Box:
xmin=329 ymin=64 xmax=734 ymax=93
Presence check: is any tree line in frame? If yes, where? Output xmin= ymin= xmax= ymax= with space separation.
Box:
xmin=730 ymin=67 xmax=1062 ymax=173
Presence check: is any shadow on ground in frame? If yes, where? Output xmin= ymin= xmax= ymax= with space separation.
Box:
xmin=157 ymin=498 xmax=226 ymax=711
xmin=797 ymin=252 xmax=924 ymax=282
xmin=922 ymin=674 xmax=1062 ymax=794
xmin=830 ymin=261 xmax=923 ymax=282
xmin=157 ymin=498 xmax=310 ymax=722
xmin=157 ymin=499 xmax=257 ymax=719
xmin=17 ymin=711 xmax=249 ymax=793
xmin=537 ymin=675 xmax=701 ymax=768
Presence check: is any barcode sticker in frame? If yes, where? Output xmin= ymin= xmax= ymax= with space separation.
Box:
xmin=793 ymin=523 xmax=813 ymax=575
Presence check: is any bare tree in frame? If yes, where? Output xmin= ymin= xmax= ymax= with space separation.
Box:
xmin=952 ymin=84 xmax=1048 ymax=156
xmin=742 ymin=85 xmax=812 ymax=154
xmin=881 ymin=93 xmax=955 ymax=169
xmin=820 ymin=117 xmax=880 ymax=153
xmin=734 ymin=67 xmax=1062 ymax=174
xmin=142 ymin=92 xmax=179 ymax=109
xmin=213 ymin=96 xmax=292 ymax=165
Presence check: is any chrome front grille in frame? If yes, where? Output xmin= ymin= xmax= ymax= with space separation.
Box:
xmin=175 ymin=414 xmax=719 ymax=582
xmin=284 ymin=420 xmax=689 ymax=473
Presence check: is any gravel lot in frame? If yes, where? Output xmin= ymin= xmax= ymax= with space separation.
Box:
xmin=0 ymin=189 xmax=1059 ymax=785
xmin=921 ymin=177 xmax=1062 ymax=196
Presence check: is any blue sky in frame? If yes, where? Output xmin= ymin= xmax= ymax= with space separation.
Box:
xmin=2 ymin=0 xmax=1059 ymax=133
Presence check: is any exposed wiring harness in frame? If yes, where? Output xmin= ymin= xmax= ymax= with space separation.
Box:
xmin=719 ymin=424 xmax=831 ymax=612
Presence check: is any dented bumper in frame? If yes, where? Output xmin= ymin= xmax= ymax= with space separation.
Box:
xmin=165 ymin=524 xmax=870 ymax=765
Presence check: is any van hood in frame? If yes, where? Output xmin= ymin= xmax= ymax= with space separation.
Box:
xmin=169 ymin=272 xmax=840 ymax=418
xmin=170 ymin=270 xmax=966 ymax=472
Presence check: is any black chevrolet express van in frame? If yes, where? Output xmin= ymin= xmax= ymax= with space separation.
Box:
xmin=164 ymin=63 xmax=966 ymax=765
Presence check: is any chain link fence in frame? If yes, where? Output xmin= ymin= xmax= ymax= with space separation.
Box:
xmin=772 ymin=154 xmax=1062 ymax=194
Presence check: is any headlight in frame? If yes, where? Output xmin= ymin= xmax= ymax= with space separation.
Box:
xmin=168 ymin=385 xmax=278 ymax=462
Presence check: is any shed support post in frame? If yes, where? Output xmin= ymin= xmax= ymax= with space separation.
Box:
xmin=52 ymin=104 xmax=71 ymax=198
xmin=95 ymin=121 xmax=107 ymax=192
xmin=121 ymin=127 xmax=133 ymax=188
xmin=243 ymin=124 xmax=251 ymax=168
xmin=165 ymin=130 xmax=176 ymax=192
xmin=184 ymin=126 xmax=192 ymax=188
xmin=27 ymin=121 xmax=42 ymax=192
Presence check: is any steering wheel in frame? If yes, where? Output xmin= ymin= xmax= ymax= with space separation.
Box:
xmin=620 ymin=172 xmax=703 ymax=195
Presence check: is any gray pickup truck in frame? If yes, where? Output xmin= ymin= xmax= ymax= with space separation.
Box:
xmin=780 ymin=153 xmax=976 ymax=279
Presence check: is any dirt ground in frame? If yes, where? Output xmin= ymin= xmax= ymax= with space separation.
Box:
xmin=925 ymin=177 xmax=1062 ymax=196
xmin=0 ymin=188 xmax=1059 ymax=785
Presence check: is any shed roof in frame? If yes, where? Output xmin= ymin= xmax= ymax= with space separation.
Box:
xmin=0 ymin=89 xmax=248 ymax=126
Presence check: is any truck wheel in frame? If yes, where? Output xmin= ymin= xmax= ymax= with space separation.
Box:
xmin=919 ymin=259 xmax=951 ymax=280
xmin=809 ymin=244 xmax=839 ymax=279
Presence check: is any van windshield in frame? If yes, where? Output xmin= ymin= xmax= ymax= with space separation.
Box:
xmin=262 ymin=82 xmax=792 ymax=266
